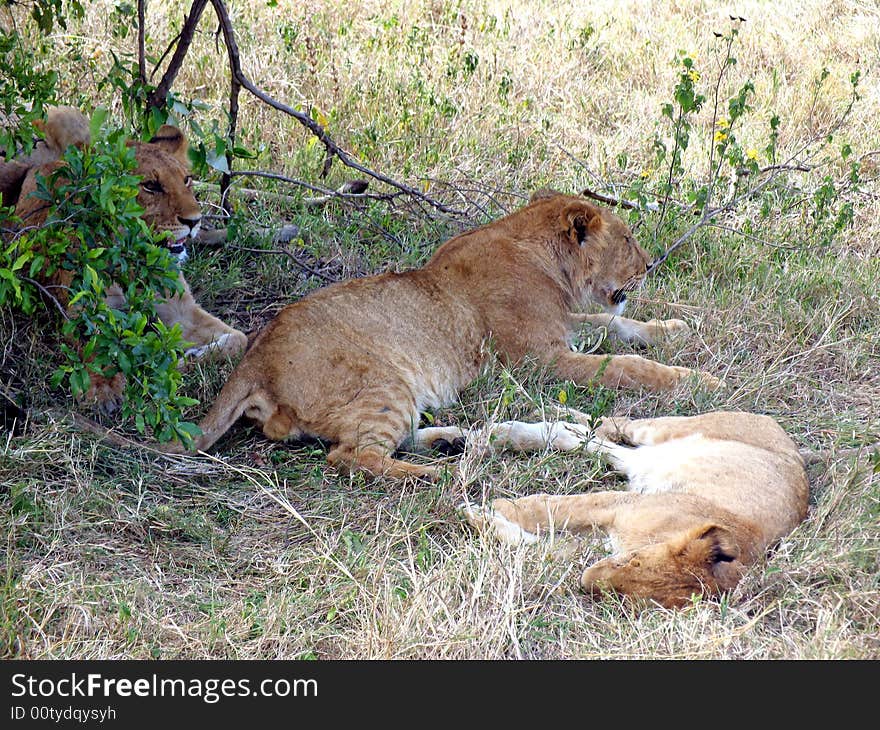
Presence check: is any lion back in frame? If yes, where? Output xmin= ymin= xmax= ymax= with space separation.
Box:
xmin=0 ymin=106 xmax=91 ymax=209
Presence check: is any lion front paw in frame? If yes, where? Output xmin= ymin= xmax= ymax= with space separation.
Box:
xmin=645 ymin=318 xmax=690 ymax=339
xmin=183 ymin=329 xmax=248 ymax=361
xmin=83 ymin=373 xmax=125 ymax=415
xmin=460 ymin=501 xmax=540 ymax=545
xmin=694 ymin=370 xmax=724 ymax=391
xmin=666 ymin=365 xmax=723 ymax=392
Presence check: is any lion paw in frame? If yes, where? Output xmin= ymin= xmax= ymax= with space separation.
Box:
xmin=460 ymin=501 xmax=539 ymax=545
xmin=83 ymin=373 xmax=125 ymax=415
xmin=184 ymin=330 xmax=247 ymax=361
xmin=695 ymin=370 xmax=724 ymax=391
xmin=667 ymin=366 xmax=723 ymax=392
xmin=646 ymin=318 xmax=690 ymax=338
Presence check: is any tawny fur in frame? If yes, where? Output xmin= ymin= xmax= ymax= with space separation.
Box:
xmin=0 ymin=106 xmax=91 ymax=207
xmin=182 ymin=192 xmax=721 ymax=478
xmin=446 ymin=410 xmax=808 ymax=608
xmin=4 ymin=107 xmax=247 ymax=412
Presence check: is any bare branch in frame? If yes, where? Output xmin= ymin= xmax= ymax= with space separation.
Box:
xmin=225 ymin=242 xmax=336 ymax=284
xmin=205 ymin=0 xmax=464 ymax=217
xmin=22 ymin=276 xmax=69 ymax=319
xmin=137 ymin=0 xmax=146 ymax=86
xmin=147 ymin=0 xmax=209 ymax=112
xmin=196 ymin=176 xmax=378 ymax=207
xmin=579 ymin=187 xmax=651 ymax=211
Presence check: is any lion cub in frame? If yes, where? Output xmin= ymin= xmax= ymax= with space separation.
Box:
xmin=1 ymin=106 xmax=247 ymax=411
xmin=453 ymin=411 xmax=808 ymax=608
xmin=181 ymin=192 xmax=721 ymax=478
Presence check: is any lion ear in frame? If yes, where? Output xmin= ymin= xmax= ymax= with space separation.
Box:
xmin=149 ymin=125 xmax=190 ymax=165
xmin=682 ymin=523 xmax=744 ymax=590
xmin=562 ymin=202 xmax=603 ymax=246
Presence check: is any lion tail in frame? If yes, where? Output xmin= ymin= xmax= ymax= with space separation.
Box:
xmin=164 ymin=365 xmax=264 ymax=454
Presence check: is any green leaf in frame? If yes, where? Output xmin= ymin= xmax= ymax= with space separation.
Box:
xmin=69 ymin=368 xmax=91 ymax=397
xmin=206 ymin=150 xmax=230 ymax=174
xmin=232 ymin=145 xmax=258 ymax=159
xmin=90 ymin=107 xmax=109 ymax=140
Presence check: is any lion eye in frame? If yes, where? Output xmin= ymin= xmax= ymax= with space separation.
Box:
xmin=141 ymin=180 xmax=164 ymax=194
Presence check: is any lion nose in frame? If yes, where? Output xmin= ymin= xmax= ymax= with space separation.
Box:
xmin=178 ymin=215 xmax=201 ymax=229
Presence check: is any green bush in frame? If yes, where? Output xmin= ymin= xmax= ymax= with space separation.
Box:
xmin=1 ymin=113 xmax=200 ymax=445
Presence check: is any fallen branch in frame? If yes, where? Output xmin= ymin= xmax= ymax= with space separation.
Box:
xmin=225 ymin=242 xmax=336 ymax=284
xmin=196 ymin=223 xmax=301 ymax=247
xmin=195 ymin=177 xmax=372 ymax=208
xmin=580 ymin=186 xmax=655 ymax=211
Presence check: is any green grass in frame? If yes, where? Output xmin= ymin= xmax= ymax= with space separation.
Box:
xmin=1 ymin=0 xmax=878 ymax=659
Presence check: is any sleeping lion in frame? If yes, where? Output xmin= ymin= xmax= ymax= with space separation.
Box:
xmin=437 ymin=410 xmax=809 ymax=608
xmin=176 ymin=190 xmax=721 ymax=478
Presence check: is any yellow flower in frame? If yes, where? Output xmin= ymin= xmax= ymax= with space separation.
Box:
xmin=558 ymin=389 xmax=568 ymax=405
xmin=746 ymin=148 xmax=759 ymax=161
xmin=687 ymin=69 xmax=701 ymax=82
xmin=716 ymin=118 xmax=730 ymax=129
xmin=714 ymin=130 xmax=728 ymax=143
xmin=314 ymin=108 xmax=329 ymax=127
xmin=640 ymin=167 xmax=653 ymax=179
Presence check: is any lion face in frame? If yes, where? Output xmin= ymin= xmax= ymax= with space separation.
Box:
xmin=587 ymin=208 xmax=652 ymax=315
xmin=130 ymin=126 xmax=201 ymax=263
xmin=535 ymin=193 xmax=652 ymax=315
xmin=580 ymin=524 xmax=745 ymax=608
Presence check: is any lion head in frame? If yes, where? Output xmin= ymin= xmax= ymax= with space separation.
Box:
xmin=526 ymin=190 xmax=653 ymax=315
xmin=9 ymin=111 xmax=201 ymax=264
xmin=580 ymin=523 xmax=746 ymax=608
xmin=128 ymin=125 xmax=201 ymax=262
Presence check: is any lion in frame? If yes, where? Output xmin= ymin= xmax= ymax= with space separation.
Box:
xmin=0 ymin=105 xmax=92 ymax=205
xmin=438 ymin=410 xmax=808 ymax=608
xmin=176 ymin=190 xmax=721 ymax=478
xmin=1 ymin=106 xmax=248 ymax=411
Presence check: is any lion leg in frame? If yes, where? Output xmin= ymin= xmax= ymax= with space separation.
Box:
xmin=326 ymin=389 xmax=443 ymax=480
xmin=571 ymin=312 xmax=689 ymax=347
xmin=549 ymin=349 xmax=721 ymax=391
xmin=156 ymin=274 xmax=248 ymax=363
xmin=465 ymin=492 xmax=632 ymax=544
xmin=180 ymin=315 xmax=248 ymax=362
xmin=410 ymin=420 xmax=595 ymax=455
xmin=479 ymin=420 xmax=594 ymax=452
xmin=327 ymin=443 xmax=439 ymax=480
xmin=595 ymin=412 xmax=794 ymax=455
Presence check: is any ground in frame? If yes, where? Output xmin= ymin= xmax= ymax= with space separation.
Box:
xmin=1 ymin=0 xmax=878 ymax=659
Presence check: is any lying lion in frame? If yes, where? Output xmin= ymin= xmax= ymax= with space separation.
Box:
xmin=1 ymin=106 xmax=247 ymax=411
xmin=435 ymin=410 xmax=808 ymax=608
xmin=178 ymin=190 xmax=721 ymax=478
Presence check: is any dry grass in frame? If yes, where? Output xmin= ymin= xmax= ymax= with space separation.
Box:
xmin=1 ymin=0 xmax=878 ymax=659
